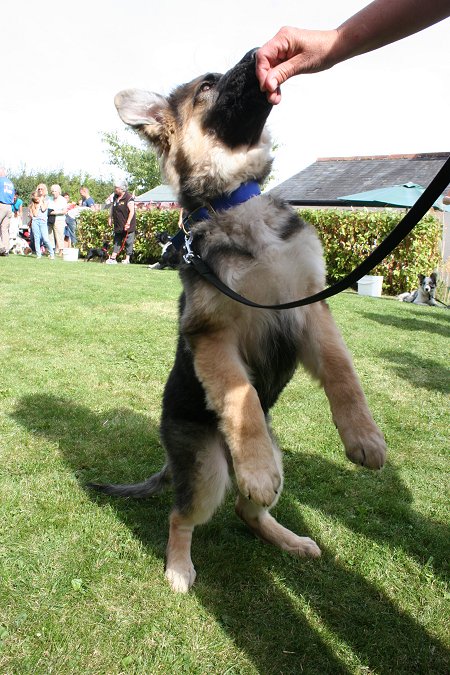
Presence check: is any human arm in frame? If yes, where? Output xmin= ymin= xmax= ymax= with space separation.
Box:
xmin=256 ymin=0 xmax=450 ymax=104
xmin=39 ymin=196 xmax=48 ymax=213
xmin=124 ymin=199 xmax=135 ymax=230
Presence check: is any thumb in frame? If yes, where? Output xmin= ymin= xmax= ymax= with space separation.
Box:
xmin=266 ymin=59 xmax=301 ymax=91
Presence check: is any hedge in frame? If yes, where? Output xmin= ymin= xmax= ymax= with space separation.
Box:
xmin=77 ymin=209 xmax=180 ymax=264
xmin=77 ymin=207 xmax=441 ymax=295
xmin=298 ymin=208 xmax=441 ymax=295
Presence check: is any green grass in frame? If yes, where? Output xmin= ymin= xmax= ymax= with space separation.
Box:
xmin=1 ymin=256 xmax=449 ymax=674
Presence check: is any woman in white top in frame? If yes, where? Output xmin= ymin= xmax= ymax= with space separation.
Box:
xmin=48 ymin=184 xmax=67 ymax=255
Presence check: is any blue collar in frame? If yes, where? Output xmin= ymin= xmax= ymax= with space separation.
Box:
xmin=182 ymin=180 xmax=261 ymax=230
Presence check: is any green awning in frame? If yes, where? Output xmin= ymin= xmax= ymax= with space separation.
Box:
xmin=338 ymin=182 xmax=449 ymax=211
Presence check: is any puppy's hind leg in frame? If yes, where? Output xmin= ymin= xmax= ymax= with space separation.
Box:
xmin=164 ymin=430 xmax=230 ymax=593
xmin=236 ymin=497 xmax=321 ymax=558
xmin=165 ymin=511 xmax=196 ymax=593
xmin=235 ymin=441 xmax=320 ymax=558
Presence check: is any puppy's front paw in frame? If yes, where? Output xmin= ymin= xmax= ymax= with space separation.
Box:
xmin=340 ymin=420 xmax=386 ymax=470
xmin=165 ymin=562 xmax=196 ymax=593
xmin=235 ymin=457 xmax=281 ymax=507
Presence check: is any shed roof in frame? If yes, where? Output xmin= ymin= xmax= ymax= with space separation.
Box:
xmin=269 ymin=152 xmax=450 ymax=205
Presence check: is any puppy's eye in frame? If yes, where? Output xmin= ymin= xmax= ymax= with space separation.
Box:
xmin=200 ymin=82 xmax=213 ymax=92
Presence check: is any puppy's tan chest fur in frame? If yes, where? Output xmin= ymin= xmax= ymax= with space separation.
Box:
xmin=184 ymin=196 xmax=326 ymax=313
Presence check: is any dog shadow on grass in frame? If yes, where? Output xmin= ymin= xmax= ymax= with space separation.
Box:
xmin=379 ymin=349 xmax=449 ymax=394
xmin=13 ymin=394 xmax=449 ymax=675
xmin=359 ymin=308 xmax=449 ymax=394
xmin=360 ymin=308 xmax=450 ymax=339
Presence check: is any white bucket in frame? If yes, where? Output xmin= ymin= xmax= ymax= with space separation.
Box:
xmin=357 ymin=275 xmax=383 ymax=297
xmin=62 ymin=248 xmax=79 ymax=262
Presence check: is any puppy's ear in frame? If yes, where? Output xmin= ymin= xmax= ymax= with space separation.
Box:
xmin=430 ymin=272 xmax=437 ymax=284
xmin=418 ymin=274 xmax=425 ymax=283
xmin=114 ymin=89 xmax=169 ymax=149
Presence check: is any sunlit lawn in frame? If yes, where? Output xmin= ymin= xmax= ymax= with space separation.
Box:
xmin=0 ymin=256 xmax=448 ymax=674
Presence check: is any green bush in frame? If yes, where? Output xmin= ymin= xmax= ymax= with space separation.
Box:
xmin=298 ymin=208 xmax=441 ymax=295
xmin=77 ymin=206 xmax=441 ymax=295
xmin=77 ymin=209 xmax=180 ymax=263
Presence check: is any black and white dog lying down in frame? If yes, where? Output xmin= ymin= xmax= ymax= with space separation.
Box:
xmin=148 ymin=230 xmax=181 ymax=269
xmin=398 ymin=273 xmax=438 ymax=306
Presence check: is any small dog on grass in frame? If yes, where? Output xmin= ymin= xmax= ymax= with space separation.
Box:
xmin=9 ymin=236 xmax=31 ymax=255
xmin=86 ymin=242 xmax=110 ymax=263
xmin=398 ymin=273 xmax=437 ymax=306
xmin=90 ymin=49 xmax=386 ymax=593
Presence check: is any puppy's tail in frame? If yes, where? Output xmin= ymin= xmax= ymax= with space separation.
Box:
xmin=87 ymin=464 xmax=171 ymax=498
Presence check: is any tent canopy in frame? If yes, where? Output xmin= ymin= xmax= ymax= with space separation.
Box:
xmin=135 ymin=184 xmax=178 ymax=203
xmin=338 ymin=182 xmax=449 ymax=211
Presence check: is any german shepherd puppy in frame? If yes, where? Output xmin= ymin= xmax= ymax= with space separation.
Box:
xmin=90 ymin=50 xmax=386 ymax=592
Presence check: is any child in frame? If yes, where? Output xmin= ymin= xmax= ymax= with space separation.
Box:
xmin=29 ymin=190 xmax=54 ymax=259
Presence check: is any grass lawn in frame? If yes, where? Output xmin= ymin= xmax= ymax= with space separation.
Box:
xmin=0 ymin=256 xmax=449 ymax=674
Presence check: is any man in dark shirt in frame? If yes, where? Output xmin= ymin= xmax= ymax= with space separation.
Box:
xmin=106 ymin=179 xmax=136 ymax=265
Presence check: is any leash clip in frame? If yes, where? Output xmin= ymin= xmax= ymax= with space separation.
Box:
xmin=183 ymin=231 xmax=195 ymax=264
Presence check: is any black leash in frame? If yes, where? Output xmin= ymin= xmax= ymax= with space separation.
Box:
xmin=187 ymin=156 xmax=450 ymax=310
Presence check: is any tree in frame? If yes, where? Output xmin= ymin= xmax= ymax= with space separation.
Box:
xmin=261 ymin=141 xmax=279 ymax=191
xmin=101 ymin=129 xmax=161 ymax=194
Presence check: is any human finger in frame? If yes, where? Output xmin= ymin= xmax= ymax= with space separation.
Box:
xmin=267 ymin=87 xmax=282 ymax=105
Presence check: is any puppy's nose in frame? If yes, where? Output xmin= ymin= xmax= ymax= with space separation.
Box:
xmin=241 ymin=48 xmax=258 ymax=63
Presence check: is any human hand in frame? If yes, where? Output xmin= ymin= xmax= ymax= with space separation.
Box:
xmin=256 ymin=26 xmax=339 ymax=104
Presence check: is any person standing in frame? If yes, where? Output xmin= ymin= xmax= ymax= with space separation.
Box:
xmin=33 ymin=183 xmax=50 ymax=255
xmin=106 ymin=179 xmax=136 ymax=265
xmin=11 ymin=192 xmax=23 ymax=221
xmin=29 ymin=190 xmax=54 ymax=259
xmin=0 ymin=167 xmax=15 ymax=256
xmin=9 ymin=191 xmax=24 ymax=249
xmin=63 ymin=192 xmax=78 ymax=247
xmin=48 ymin=184 xmax=67 ymax=256
xmin=79 ymin=186 xmax=95 ymax=208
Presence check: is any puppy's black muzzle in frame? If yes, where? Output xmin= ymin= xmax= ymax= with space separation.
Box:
xmin=203 ymin=48 xmax=272 ymax=148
